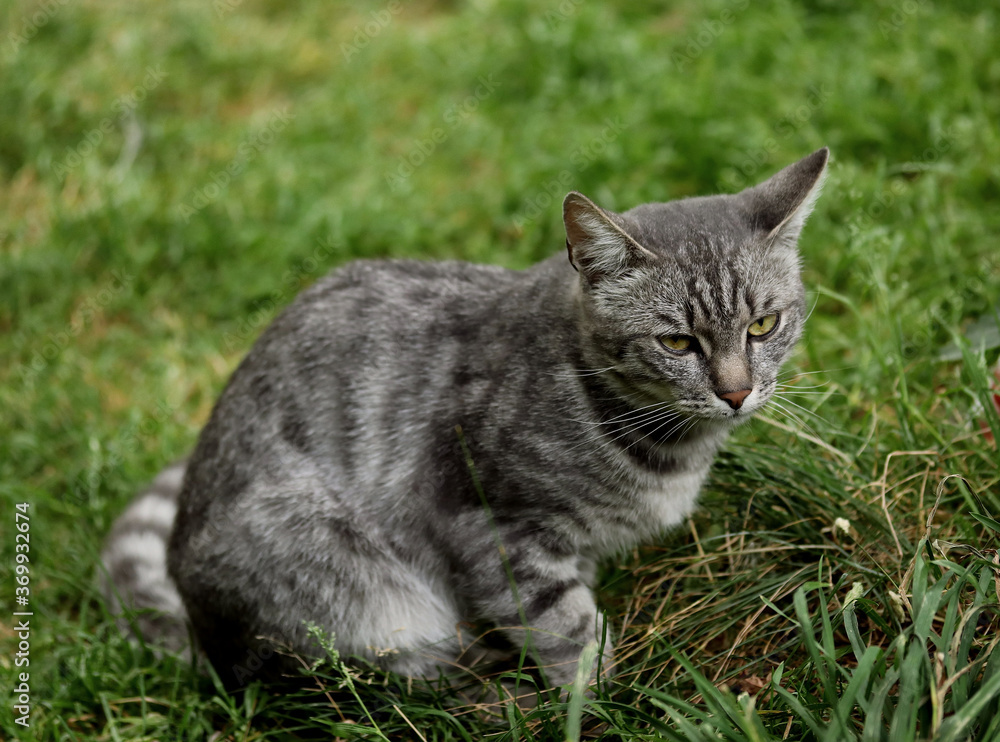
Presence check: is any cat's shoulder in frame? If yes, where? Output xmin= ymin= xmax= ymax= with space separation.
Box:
xmin=310 ymin=258 xmax=520 ymax=298
xmin=269 ymin=257 xmax=528 ymax=336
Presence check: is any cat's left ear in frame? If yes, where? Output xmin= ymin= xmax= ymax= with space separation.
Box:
xmin=742 ymin=147 xmax=829 ymax=250
xmin=563 ymin=191 xmax=658 ymax=284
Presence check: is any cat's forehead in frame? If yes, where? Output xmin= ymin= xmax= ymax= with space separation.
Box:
xmin=619 ymin=194 xmax=752 ymax=259
xmin=650 ymin=258 xmax=761 ymax=326
xmin=614 ymin=195 xmax=803 ymax=325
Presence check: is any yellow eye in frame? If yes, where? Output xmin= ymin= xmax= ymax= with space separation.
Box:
xmin=660 ymin=335 xmax=692 ymax=352
xmin=748 ymin=313 xmax=779 ymax=337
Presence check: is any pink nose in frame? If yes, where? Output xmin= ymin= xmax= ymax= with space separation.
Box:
xmin=717 ymin=388 xmax=752 ymax=410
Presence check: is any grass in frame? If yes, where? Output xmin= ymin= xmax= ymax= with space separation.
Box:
xmin=2 ymin=0 xmax=999 ymax=739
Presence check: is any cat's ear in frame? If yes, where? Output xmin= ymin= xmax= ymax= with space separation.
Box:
xmin=563 ymin=191 xmax=658 ymax=283
xmin=742 ymin=147 xmax=829 ymax=250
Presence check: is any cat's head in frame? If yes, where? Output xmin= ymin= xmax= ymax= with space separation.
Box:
xmin=563 ymin=147 xmax=828 ymax=429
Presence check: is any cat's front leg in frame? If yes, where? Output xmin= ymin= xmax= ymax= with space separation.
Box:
xmin=509 ymin=579 xmax=614 ymax=690
xmin=467 ymin=544 xmax=615 ymax=691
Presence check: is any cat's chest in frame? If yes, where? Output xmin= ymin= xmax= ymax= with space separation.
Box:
xmin=636 ymin=469 xmax=707 ymax=527
xmin=584 ymin=467 xmax=709 ymax=559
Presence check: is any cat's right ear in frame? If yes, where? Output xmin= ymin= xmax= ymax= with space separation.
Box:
xmin=563 ymin=191 xmax=658 ymax=284
xmin=741 ymin=147 xmax=830 ymax=252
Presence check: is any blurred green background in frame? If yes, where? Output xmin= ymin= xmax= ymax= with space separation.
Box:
xmin=1 ymin=0 xmax=999 ymax=739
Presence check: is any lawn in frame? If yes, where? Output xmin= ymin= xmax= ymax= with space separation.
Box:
xmin=1 ymin=0 xmax=999 ymax=739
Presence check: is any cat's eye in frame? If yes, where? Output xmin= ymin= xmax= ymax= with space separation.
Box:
xmin=660 ymin=335 xmax=694 ymax=353
xmin=748 ymin=313 xmax=779 ymax=338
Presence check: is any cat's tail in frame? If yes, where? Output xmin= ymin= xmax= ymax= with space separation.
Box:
xmin=99 ymin=459 xmax=190 ymax=653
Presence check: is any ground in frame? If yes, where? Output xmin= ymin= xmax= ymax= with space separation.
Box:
xmin=1 ymin=0 xmax=999 ymax=740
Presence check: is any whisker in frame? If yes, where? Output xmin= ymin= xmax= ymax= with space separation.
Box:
xmin=757 ymin=414 xmax=854 ymax=465
xmin=766 ymin=399 xmax=824 ymax=441
xmin=623 ymin=409 xmax=691 ymax=453
xmin=562 ymin=406 xmax=684 ymax=456
xmin=778 ymin=365 xmax=856 ymax=380
xmin=678 ymin=416 xmax=701 ymax=440
xmin=608 ymin=408 xmax=684 ymax=447
xmin=762 ymin=409 xmax=814 ymax=442
xmin=595 ymin=407 xmax=685 ymax=453
xmin=581 ymin=384 xmax=664 ymax=407
xmin=667 ymin=416 xmax=701 ymax=446
xmin=767 ymin=398 xmax=811 ymax=429
xmin=629 ymin=406 xmax=698 ymax=448
xmin=570 ymin=399 xmax=674 ymax=428
xmin=652 ymin=410 xmax=702 ymax=447
xmin=803 ymin=292 xmax=822 ymax=323
xmin=776 ymin=381 xmax=833 ymax=390
xmin=771 ymin=394 xmax=831 ymax=425
xmin=774 ymin=389 xmax=840 ymax=396
xmin=765 ymin=406 xmax=803 ymax=431
xmin=547 ymin=365 xmax=617 ymax=379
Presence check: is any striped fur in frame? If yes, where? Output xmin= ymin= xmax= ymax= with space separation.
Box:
xmin=100 ymin=459 xmax=190 ymax=654
xmin=101 ymin=149 xmax=829 ymax=690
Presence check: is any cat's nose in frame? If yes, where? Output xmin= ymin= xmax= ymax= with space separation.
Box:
xmin=717 ymin=388 xmax=752 ymax=410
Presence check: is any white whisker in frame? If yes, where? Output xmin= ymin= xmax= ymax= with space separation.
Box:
xmin=766 ymin=399 xmax=825 ymax=441
xmin=803 ymin=292 xmax=822 ymax=323
xmin=776 ymin=381 xmax=832 ymax=390
xmin=622 ymin=410 xmax=689 ymax=453
xmin=767 ymin=398 xmax=809 ymax=427
xmin=570 ymin=399 xmax=674 ymax=428
xmin=563 ymin=404 xmax=683 ymax=456
xmin=757 ymin=414 xmax=854 ymax=464
xmin=778 ymin=365 xmax=855 ymax=381
xmin=547 ymin=365 xmax=617 ymax=379
xmin=771 ymin=394 xmax=830 ymax=425
xmin=774 ymin=389 xmax=839 ymax=397
xmin=667 ymin=416 xmax=701 ymax=446
xmin=608 ymin=408 xmax=684 ymax=448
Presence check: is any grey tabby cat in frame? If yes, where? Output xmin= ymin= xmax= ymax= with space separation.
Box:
xmin=101 ymin=148 xmax=828 ymax=691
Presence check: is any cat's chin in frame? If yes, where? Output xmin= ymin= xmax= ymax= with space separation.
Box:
xmin=677 ymin=416 xmax=738 ymax=438
xmin=695 ymin=408 xmax=757 ymax=431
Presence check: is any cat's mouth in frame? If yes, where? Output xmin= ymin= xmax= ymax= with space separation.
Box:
xmin=687 ymin=397 xmax=760 ymax=426
xmin=709 ymin=386 xmax=761 ymax=419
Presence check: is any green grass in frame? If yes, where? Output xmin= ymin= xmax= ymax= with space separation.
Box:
xmin=2 ymin=0 xmax=999 ymax=739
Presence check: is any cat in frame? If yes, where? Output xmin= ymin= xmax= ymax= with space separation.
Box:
xmin=101 ymin=148 xmax=829 ymax=693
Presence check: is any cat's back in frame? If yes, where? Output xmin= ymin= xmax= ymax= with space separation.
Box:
xmin=255 ymin=256 xmax=542 ymax=400
xmin=171 ymin=257 xmax=560 ymax=529
xmin=285 ymin=257 xmax=523 ymax=329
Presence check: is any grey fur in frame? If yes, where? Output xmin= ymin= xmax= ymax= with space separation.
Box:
xmin=99 ymin=459 xmax=190 ymax=654
xmin=101 ymin=148 xmax=828 ymax=689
